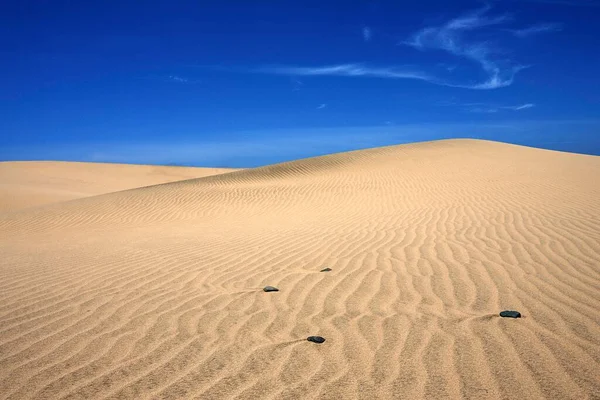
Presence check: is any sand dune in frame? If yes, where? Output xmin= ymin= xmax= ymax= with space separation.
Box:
xmin=0 ymin=139 xmax=599 ymax=399
xmin=0 ymin=161 xmax=238 ymax=212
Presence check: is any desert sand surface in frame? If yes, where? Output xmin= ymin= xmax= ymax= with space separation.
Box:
xmin=0 ymin=139 xmax=599 ymax=399
xmin=0 ymin=161 xmax=238 ymax=212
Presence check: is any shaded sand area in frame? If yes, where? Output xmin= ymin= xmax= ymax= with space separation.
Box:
xmin=0 ymin=161 xmax=238 ymax=212
xmin=1 ymin=139 xmax=599 ymax=399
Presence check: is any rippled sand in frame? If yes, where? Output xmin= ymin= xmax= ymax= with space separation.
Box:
xmin=1 ymin=139 xmax=599 ymax=399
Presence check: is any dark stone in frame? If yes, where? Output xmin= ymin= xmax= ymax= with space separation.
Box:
xmin=320 ymin=268 xmax=332 ymax=272
xmin=499 ymin=310 xmax=521 ymax=318
xmin=263 ymin=286 xmax=279 ymax=292
xmin=307 ymin=336 xmax=326 ymax=344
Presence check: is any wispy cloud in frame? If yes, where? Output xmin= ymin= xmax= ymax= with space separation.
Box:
xmin=317 ymin=103 xmax=327 ymax=109
xmin=255 ymin=60 xmax=525 ymax=90
xmin=506 ymin=0 xmax=599 ymax=6
xmin=440 ymin=100 xmax=535 ymax=112
xmin=468 ymin=103 xmax=535 ymax=112
xmin=246 ymin=6 xmax=560 ymax=90
xmin=138 ymin=74 xmax=200 ymax=84
xmin=256 ymin=63 xmax=435 ymax=82
xmin=508 ymin=22 xmax=563 ymax=37
xmin=502 ymin=103 xmax=535 ymax=110
xmin=362 ymin=26 xmax=372 ymax=42
xmin=403 ymin=5 xmax=526 ymax=89
xmin=438 ymin=63 xmax=459 ymax=72
xmin=291 ymin=78 xmax=304 ymax=91
xmin=168 ymin=75 xmax=189 ymax=83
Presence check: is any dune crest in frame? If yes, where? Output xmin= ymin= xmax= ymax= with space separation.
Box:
xmin=0 ymin=161 xmax=238 ymax=212
xmin=1 ymin=139 xmax=599 ymax=399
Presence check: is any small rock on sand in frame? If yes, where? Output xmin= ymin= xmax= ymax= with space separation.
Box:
xmin=307 ymin=336 xmax=326 ymax=344
xmin=499 ymin=310 xmax=521 ymax=318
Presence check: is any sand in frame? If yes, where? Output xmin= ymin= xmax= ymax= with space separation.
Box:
xmin=0 ymin=139 xmax=599 ymax=399
xmin=0 ymin=161 xmax=238 ymax=212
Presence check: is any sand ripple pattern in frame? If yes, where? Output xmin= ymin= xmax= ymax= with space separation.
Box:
xmin=1 ymin=139 xmax=599 ymax=399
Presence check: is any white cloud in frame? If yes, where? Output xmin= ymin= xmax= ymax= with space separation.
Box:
xmin=291 ymin=78 xmax=304 ymax=91
xmin=508 ymin=23 xmax=563 ymax=37
xmin=247 ymin=6 xmax=563 ymax=90
xmin=466 ymin=103 xmax=535 ymax=113
xmin=168 ymin=75 xmax=189 ymax=83
xmin=258 ymin=63 xmax=433 ymax=81
xmin=255 ymin=61 xmax=527 ymax=90
xmin=469 ymin=107 xmax=499 ymax=113
xmin=509 ymin=0 xmax=599 ymax=6
xmin=317 ymin=103 xmax=327 ymax=109
xmin=403 ymin=6 xmax=525 ymax=89
xmin=362 ymin=26 xmax=372 ymax=42
xmin=502 ymin=103 xmax=535 ymax=110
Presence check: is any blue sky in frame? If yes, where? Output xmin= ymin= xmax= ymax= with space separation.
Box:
xmin=1 ymin=0 xmax=599 ymax=167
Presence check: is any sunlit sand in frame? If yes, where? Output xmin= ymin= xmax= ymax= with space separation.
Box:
xmin=1 ymin=139 xmax=599 ymax=399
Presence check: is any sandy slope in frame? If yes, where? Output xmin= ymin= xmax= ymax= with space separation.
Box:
xmin=0 ymin=139 xmax=599 ymax=400
xmin=0 ymin=161 xmax=238 ymax=212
